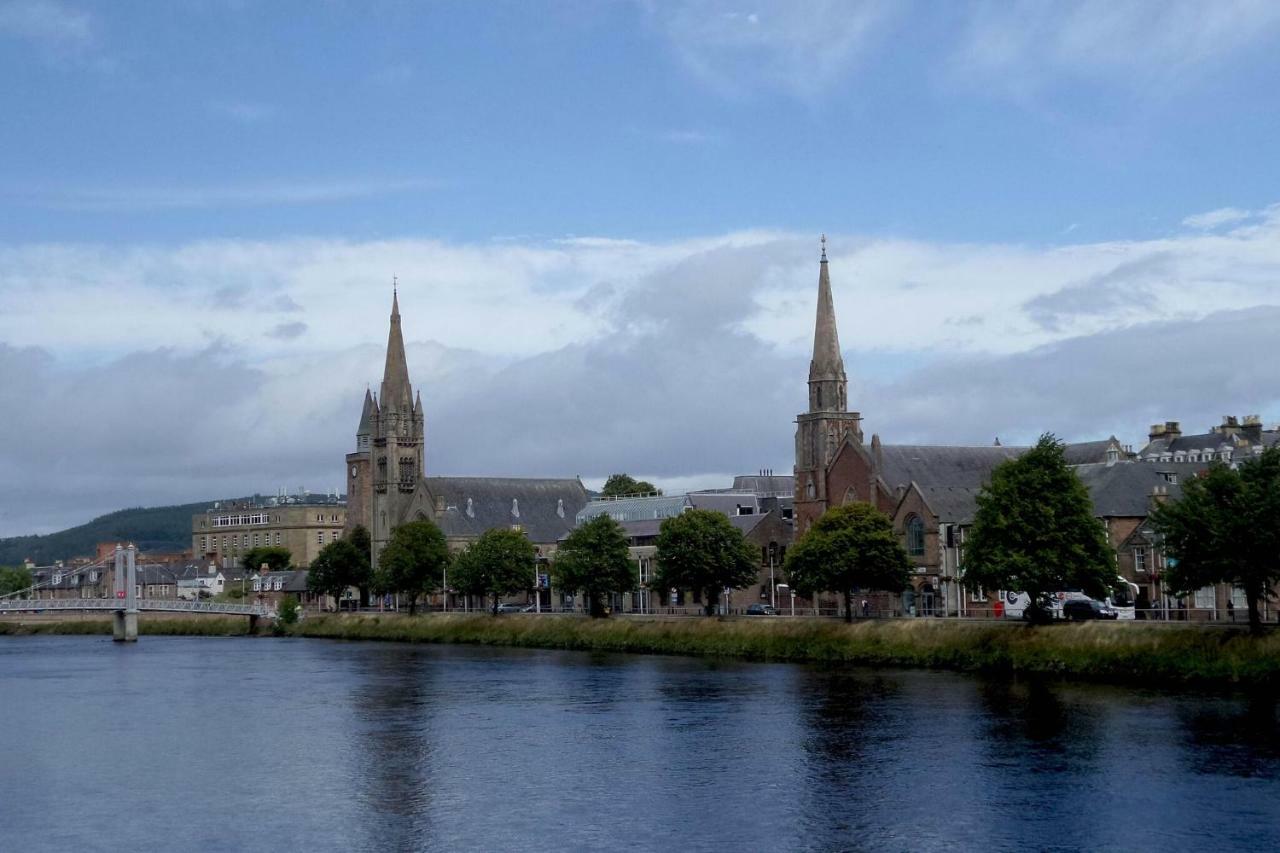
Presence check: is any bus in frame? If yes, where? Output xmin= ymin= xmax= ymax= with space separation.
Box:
xmin=1001 ymin=577 xmax=1139 ymax=621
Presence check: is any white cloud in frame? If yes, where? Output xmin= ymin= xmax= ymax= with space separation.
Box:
xmin=3 ymin=208 xmax=1280 ymax=535
xmin=0 ymin=0 xmax=91 ymax=48
xmin=952 ymin=0 xmax=1280 ymax=96
xmin=642 ymin=0 xmax=897 ymax=97
xmin=28 ymin=178 xmax=439 ymax=211
xmin=1182 ymin=207 xmax=1253 ymax=230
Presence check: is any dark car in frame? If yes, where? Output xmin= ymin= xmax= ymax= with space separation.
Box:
xmin=746 ymin=603 xmax=778 ymax=616
xmin=1062 ymin=599 xmax=1118 ymax=621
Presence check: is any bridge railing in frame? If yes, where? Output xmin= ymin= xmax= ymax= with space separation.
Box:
xmin=0 ymin=598 xmax=267 ymax=617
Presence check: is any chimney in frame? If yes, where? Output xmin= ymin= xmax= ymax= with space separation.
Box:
xmin=1149 ymin=423 xmax=1166 ymax=441
xmin=1242 ymin=414 xmax=1263 ymax=442
xmin=1149 ymin=485 xmax=1170 ymax=509
xmin=434 ymin=494 xmax=446 ymax=514
xmin=1164 ymin=421 xmax=1181 ymax=441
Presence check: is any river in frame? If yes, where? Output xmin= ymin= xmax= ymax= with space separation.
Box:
xmin=1 ymin=636 xmax=1277 ymax=852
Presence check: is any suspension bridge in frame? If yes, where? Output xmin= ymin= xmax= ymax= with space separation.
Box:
xmin=0 ymin=544 xmax=268 ymax=641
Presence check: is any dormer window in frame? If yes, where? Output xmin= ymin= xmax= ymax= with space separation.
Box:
xmin=556 ymin=499 xmax=565 ymax=519
xmin=466 ymin=498 xmax=475 ymax=519
xmin=511 ymin=499 xmax=520 ymax=519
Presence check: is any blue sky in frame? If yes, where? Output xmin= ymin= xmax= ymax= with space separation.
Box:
xmin=4 ymin=1 xmax=1278 ymax=246
xmin=2 ymin=1 xmax=1280 ymax=535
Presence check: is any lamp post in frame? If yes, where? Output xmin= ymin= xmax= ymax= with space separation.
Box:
xmin=768 ymin=541 xmax=778 ymax=609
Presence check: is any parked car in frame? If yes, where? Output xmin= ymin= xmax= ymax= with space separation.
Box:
xmin=746 ymin=603 xmax=778 ymax=616
xmin=496 ymin=602 xmax=532 ymax=613
xmin=1062 ymin=599 xmax=1118 ymax=621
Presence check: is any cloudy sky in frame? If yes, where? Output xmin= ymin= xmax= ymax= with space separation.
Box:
xmin=2 ymin=1 xmax=1279 ymax=536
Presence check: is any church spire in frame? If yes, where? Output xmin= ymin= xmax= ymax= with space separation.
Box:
xmin=808 ymin=236 xmax=847 ymax=412
xmin=380 ymin=285 xmax=413 ymax=412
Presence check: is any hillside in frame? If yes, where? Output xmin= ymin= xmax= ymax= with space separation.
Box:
xmin=0 ymin=500 xmax=218 ymax=566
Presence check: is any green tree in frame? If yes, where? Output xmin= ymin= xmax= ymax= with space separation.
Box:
xmin=784 ymin=503 xmax=912 ymax=622
xmin=241 ymin=545 xmax=292 ymax=574
xmin=0 ymin=566 xmax=33 ymax=596
xmin=450 ymin=528 xmax=537 ymax=615
xmin=307 ymin=539 xmax=369 ymax=611
xmin=277 ymin=595 xmax=300 ymax=625
xmin=963 ymin=434 xmax=1115 ymax=623
xmin=376 ymin=519 xmax=449 ymax=615
xmin=601 ymin=473 xmax=662 ymax=498
xmin=652 ymin=509 xmax=758 ymax=616
xmin=552 ymin=515 xmax=636 ymax=617
xmin=1151 ymin=447 xmax=1280 ymax=633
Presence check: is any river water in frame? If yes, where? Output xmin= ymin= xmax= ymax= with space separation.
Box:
xmin=1 ymin=636 xmax=1277 ymax=852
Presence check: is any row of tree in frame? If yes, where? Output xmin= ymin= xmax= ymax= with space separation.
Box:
xmin=298 ymin=437 xmax=1280 ymax=632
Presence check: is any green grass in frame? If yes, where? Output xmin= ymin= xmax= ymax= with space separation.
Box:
xmin=292 ymin=614 xmax=1280 ymax=686
xmin=0 ymin=617 xmax=255 ymax=636
xmin=7 ymin=614 xmax=1278 ymax=686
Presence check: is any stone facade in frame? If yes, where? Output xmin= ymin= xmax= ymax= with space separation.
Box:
xmin=191 ymin=500 xmax=345 ymax=568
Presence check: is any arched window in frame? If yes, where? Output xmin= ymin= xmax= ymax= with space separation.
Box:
xmin=806 ymin=479 xmax=817 ymax=499
xmin=842 ymin=486 xmax=857 ymax=505
xmin=905 ymin=515 xmax=925 ymax=557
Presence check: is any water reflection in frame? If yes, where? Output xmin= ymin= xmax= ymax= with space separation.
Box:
xmin=2 ymin=639 xmax=1280 ymax=853
xmin=1177 ymin=689 xmax=1280 ymax=779
xmin=352 ymin=646 xmax=437 ymax=849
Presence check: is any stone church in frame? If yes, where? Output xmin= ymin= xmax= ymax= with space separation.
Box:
xmin=793 ymin=243 xmax=1029 ymax=616
xmin=345 ymin=290 xmax=588 ymax=569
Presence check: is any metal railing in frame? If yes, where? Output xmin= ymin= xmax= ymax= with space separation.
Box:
xmin=0 ymin=598 xmax=267 ymax=616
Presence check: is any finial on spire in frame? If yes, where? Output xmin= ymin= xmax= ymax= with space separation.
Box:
xmin=820 ymin=234 xmax=827 ymax=263
xmin=393 ymin=274 xmax=398 ymax=295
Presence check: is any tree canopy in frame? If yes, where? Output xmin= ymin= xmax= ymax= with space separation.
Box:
xmin=600 ymin=473 xmax=662 ymax=498
xmin=963 ymin=434 xmax=1114 ymax=621
xmin=1151 ymin=447 xmax=1280 ymax=632
xmin=0 ymin=565 xmax=32 ymax=596
xmin=306 ymin=538 xmax=371 ymax=610
xmin=784 ymin=502 xmax=911 ymax=622
xmin=241 ymin=545 xmax=292 ymax=573
xmin=652 ymin=509 xmax=757 ymax=616
xmin=376 ymin=519 xmax=449 ymax=615
xmin=450 ymin=528 xmax=537 ymax=614
xmin=552 ymin=515 xmax=636 ymax=617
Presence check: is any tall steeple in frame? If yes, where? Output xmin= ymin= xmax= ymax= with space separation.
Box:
xmin=380 ymin=284 xmax=413 ymax=413
xmin=808 ymin=235 xmax=848 ymax=413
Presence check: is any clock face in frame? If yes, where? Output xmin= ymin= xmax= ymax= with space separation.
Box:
xmin=351 ymin=466 xmax=357 ymax=477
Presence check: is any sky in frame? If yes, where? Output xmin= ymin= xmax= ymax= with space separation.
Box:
xmin=2 ymin=0 xmax=1280 ymax=536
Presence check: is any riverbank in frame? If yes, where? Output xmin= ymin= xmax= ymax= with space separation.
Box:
xmin=5 ymin=613 xmax=1277 ymax=684
xmin=295 ymin=613 xmax=1280 ymax=685
xmin=0 ymin=616 xmax=254 ymax=636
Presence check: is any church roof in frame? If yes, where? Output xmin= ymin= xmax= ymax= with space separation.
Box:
xmin=425 ymin=476 xmax=588 ymax=545
xmin=879 ymin=444 xmax=1027 ymax=490
xmin=356 ymin=388 xmax=376 ymax=437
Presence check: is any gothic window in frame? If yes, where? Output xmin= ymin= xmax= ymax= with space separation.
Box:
xmin=806 ymin=479 xmax=816 ymax=499
xmin=842 ymin=486 xmax=857 ymax=505
xmin=905 ymin=515 xmax=925 ymax=556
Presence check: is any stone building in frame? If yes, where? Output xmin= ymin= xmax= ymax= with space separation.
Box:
xmin=344 ymin=290 xmax=588 ymax=568
xmin=789 ymin=244 xmax=1173 ymax=617
xmin=191 ymin=498 xmax=346 ymax=569
xmin=1138 ymin=416 xmax=1280 ymax=465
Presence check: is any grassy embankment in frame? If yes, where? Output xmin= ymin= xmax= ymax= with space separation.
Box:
xmin=5 ymin=613 xmax=1277 ymax=685
xmin=294 ymin=614 xmax=1280 ymax=685
xmin=0 ymin=617 xmax=253 ymax=636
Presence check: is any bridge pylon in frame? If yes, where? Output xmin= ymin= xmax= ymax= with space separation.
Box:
xmin=112 ymin=544 xmax=138 ymax=642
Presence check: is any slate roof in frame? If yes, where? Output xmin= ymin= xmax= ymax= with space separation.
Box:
xmin=917 ymin=485 xmax=986 ymax=524
xmin=1073 ymin=462 xmax=1206 ymax=517
xmin=590 ymin=512 xmax=770 ymax=544
xmin=688 ymin=493 xmax=760 ymax=516
xmin=1139 ymin=430 xmax=1280 ymax=460
xmin=426 ymin=476 xmax=588 ymax=545
xmin=1062 ymin=438 xmax=1126 ymax=466
xmin=879 ymin=445 xmax=1027 ymax=490
xmin=730 ymin=474 xmax=794 ymax=496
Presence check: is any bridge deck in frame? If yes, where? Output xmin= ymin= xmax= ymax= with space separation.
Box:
xmin=0 ymin=598 xmax=268 ymax=616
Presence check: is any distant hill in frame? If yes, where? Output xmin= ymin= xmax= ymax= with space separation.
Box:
xmin=0 ymin=500 xmax=218 ymax=566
